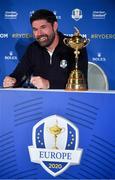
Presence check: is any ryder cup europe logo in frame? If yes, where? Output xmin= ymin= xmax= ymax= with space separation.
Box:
xmin=28 ymin=115 xmax=83 ymax=176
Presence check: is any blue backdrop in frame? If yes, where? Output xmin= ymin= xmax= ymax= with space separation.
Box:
xmin=0 ymin=0 xmax=115 ymax=89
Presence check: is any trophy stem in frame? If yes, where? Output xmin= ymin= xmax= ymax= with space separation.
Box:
xmin=74 ymin=49 xmax=79 ymax=69
xmin=54 ymin=135 xmax=58 ymax=149
xmin=75 ymin=57 xmax=78 ymax=69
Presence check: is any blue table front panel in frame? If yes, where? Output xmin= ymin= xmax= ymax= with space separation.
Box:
xmin=0 ymin=89 xmax=115 ymax=179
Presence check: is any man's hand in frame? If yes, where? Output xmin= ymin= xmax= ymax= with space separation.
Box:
xmin=3 ymin=76 xmax=16 ymax=88
xmin=30 ymin=76 xmax=50 ymax=89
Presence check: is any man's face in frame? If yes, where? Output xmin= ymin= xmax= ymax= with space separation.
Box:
xmin=32 ymin=19 xmax=57 ymax=47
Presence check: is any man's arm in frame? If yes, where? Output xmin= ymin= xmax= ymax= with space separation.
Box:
xmin=3 ymin=45 xmax=33 ymax=88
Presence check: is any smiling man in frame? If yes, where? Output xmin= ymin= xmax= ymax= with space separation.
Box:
xmin=3 ymin=9 xmax=88 ymax=89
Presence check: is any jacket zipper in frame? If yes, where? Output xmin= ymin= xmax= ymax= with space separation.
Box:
xmin=50 ymin=56 xmax=52 ymax=64
xmin=47 ymin=50 xmax=54 ymax=65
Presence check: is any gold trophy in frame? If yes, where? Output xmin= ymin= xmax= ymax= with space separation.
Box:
xmin=49 ymin=121 xmax=64 ymax=149
xmin=63 ymin=27 xmax=90 ymax=90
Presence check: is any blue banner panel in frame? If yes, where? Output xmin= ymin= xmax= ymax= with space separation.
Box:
xmin=0 ymin=89 xmax=115 ymax=179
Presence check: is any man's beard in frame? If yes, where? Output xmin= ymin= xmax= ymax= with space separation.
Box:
xmin=36 ymin=31 xmax=55 ymax=47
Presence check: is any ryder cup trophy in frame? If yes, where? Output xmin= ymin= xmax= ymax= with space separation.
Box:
xmin=63 ymin=27 xmax=90 ymax=90
xmin=49 ymin=121 xmax=64 ymax=149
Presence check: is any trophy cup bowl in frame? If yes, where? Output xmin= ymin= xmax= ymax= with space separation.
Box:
xmin=63 ymin=27 xmax=90 ymax=90
xmin=49 ymin=125 xmax=62 ymax=136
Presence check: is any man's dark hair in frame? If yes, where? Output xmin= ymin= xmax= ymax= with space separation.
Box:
xmin=30 ymin=9 xmax=57 ymax=25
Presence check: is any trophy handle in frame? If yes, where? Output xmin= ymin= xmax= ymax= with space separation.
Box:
xmin=61 ymin=127 xmax=65 ymax=133
xmin=74 ymin=26 xmax=90 ymax=48
xmin=63 ymin=38 xmax=69 ymax=46
xmin=74 ymin=26 xmax=80 ymax=36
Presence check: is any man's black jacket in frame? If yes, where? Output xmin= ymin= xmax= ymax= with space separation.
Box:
xmin=10 ymin=32 xmax=88 ymax=89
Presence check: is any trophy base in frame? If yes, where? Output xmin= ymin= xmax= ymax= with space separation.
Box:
xmin=66 ymin=69 xmax=87 ymax=91
xmin=52 ymin=146 xmax=59 ymax=149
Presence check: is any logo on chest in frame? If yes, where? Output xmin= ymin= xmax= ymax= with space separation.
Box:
xmin=60 ymin=59 xmax=67 ymax=69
